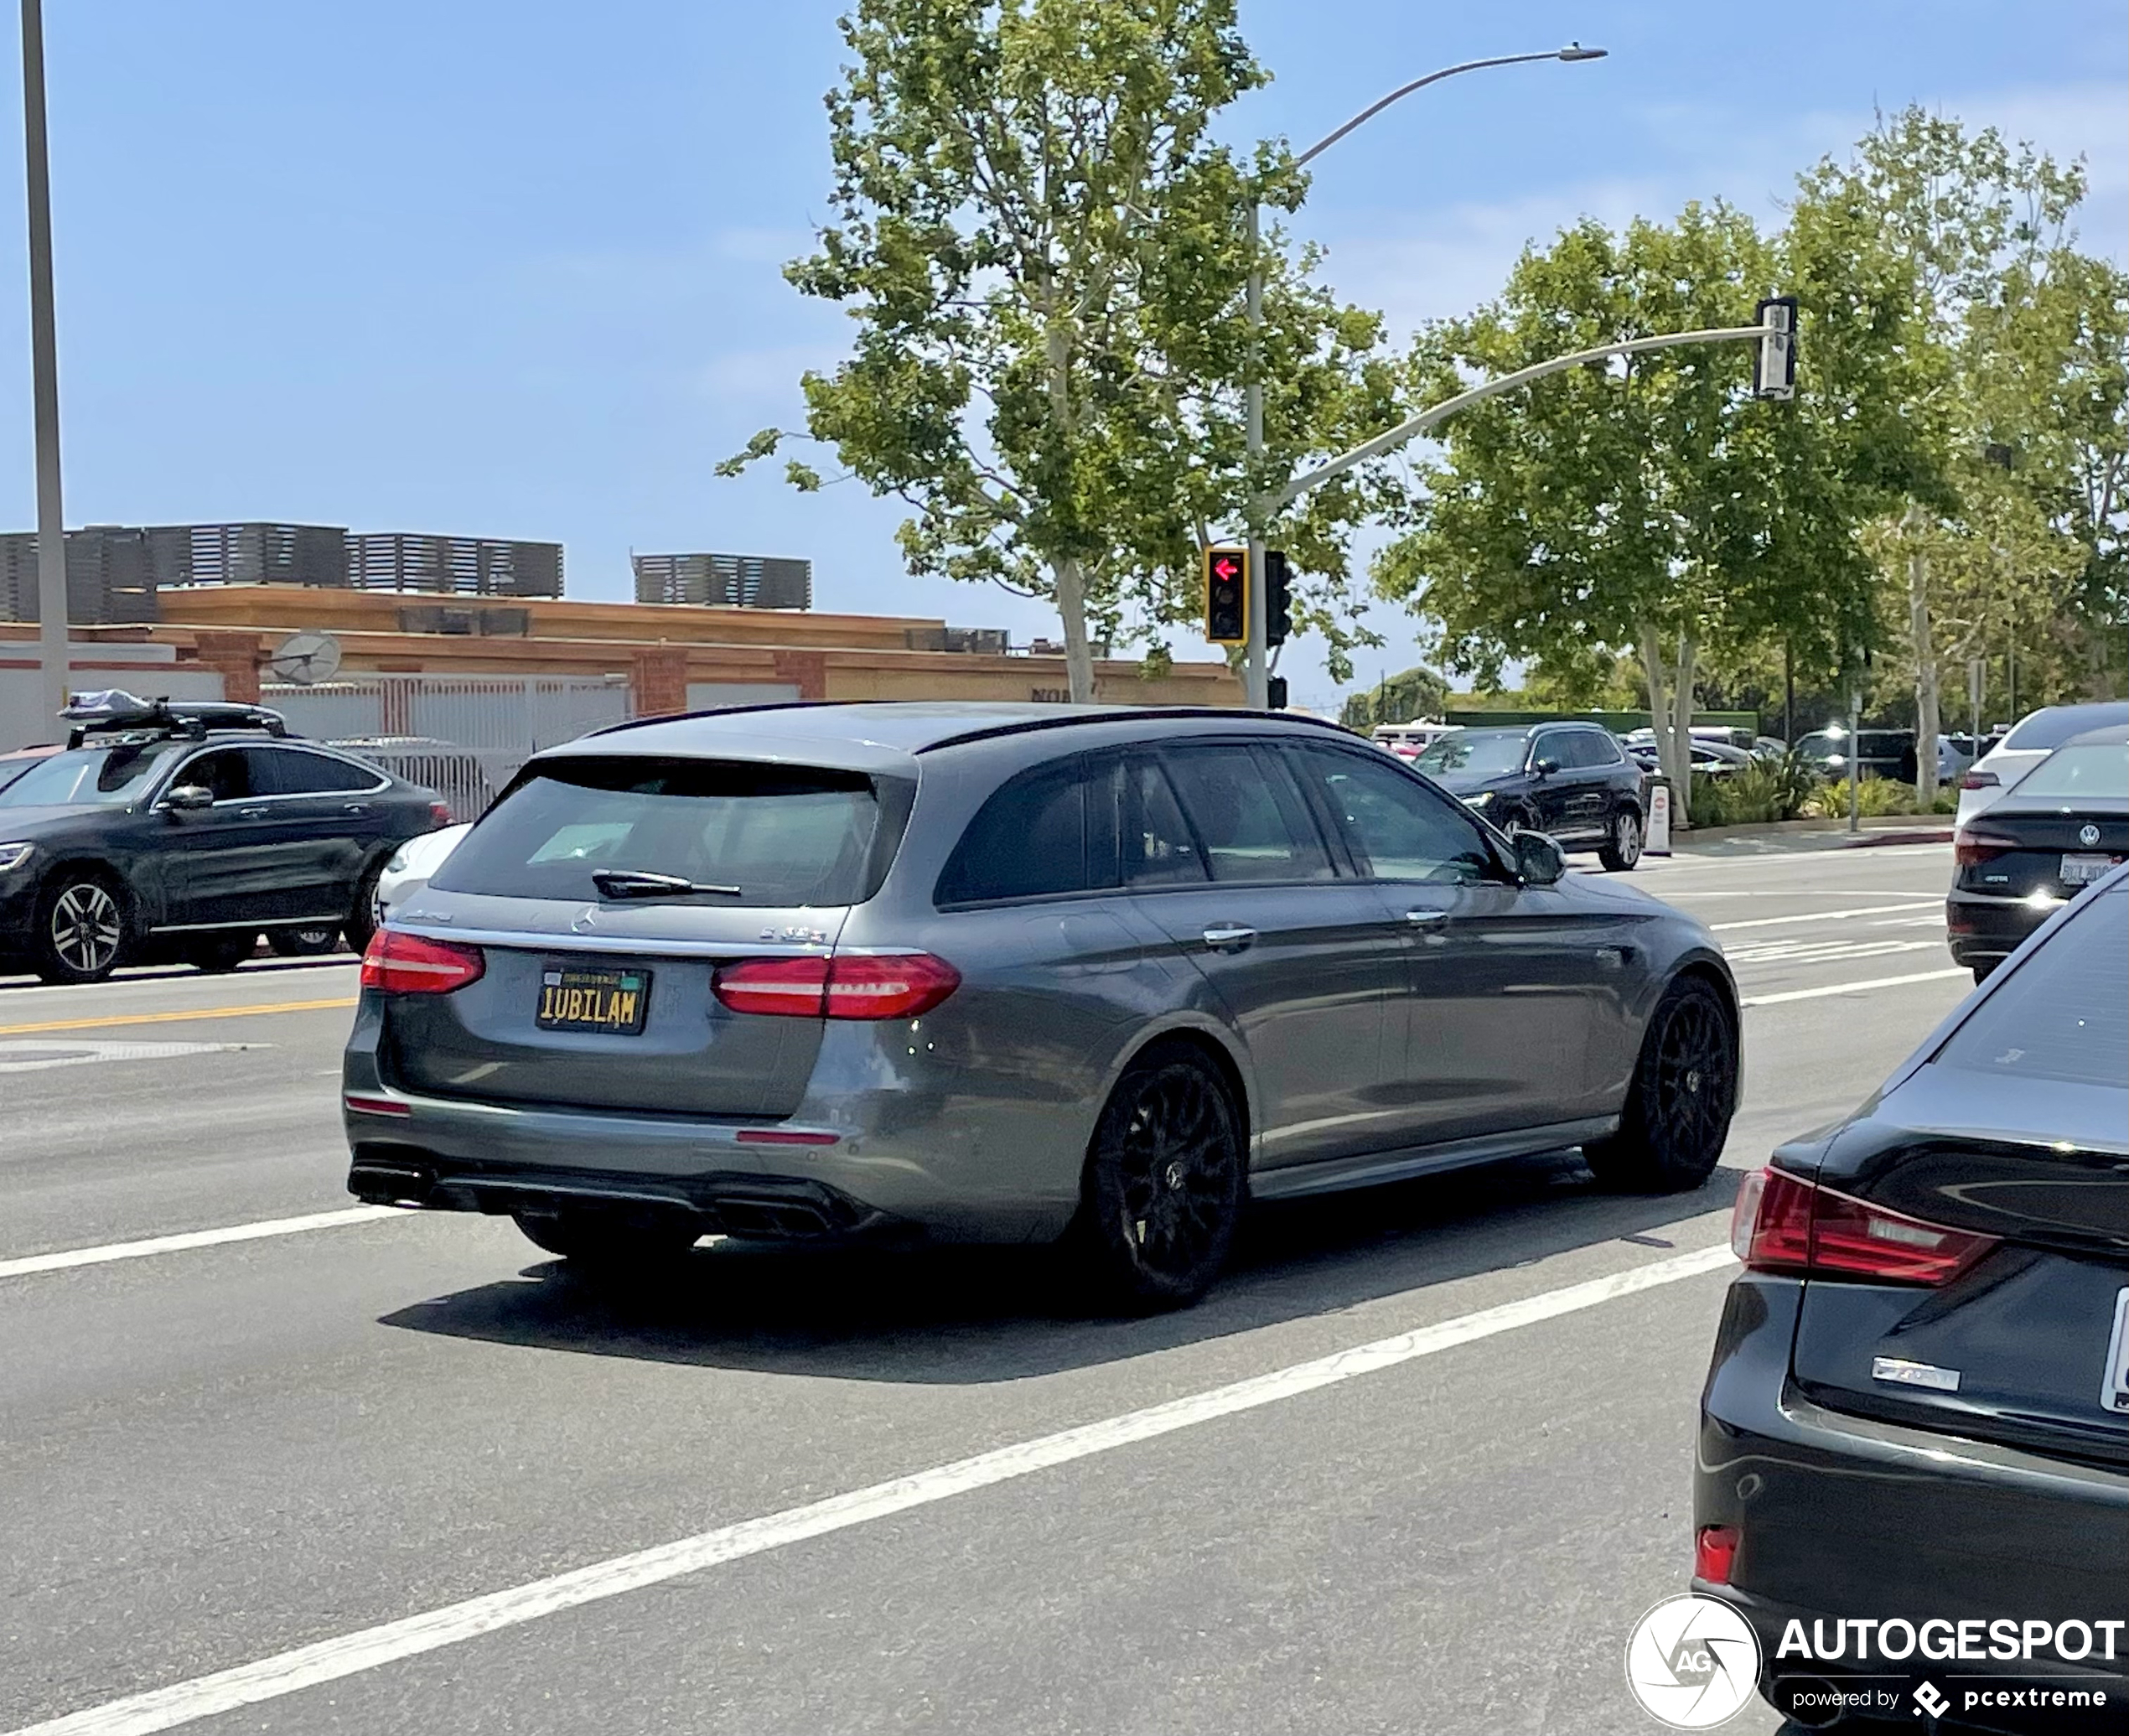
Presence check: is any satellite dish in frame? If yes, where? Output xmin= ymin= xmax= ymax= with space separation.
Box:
xmin=268 ymin=630 xmax=343 ymax=686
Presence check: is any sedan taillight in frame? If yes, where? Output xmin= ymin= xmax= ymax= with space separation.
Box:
xmin=1953 ymin=830 xmax=2016 ymax=867
xmin=1958 ymin=769 xmax=1999 ymax=790
xmin=713 ymin=953 xmax=960 ymax=1021
xmin=360 ymin=930 xmax=485 ymax=994
xmin=1732 ymin=1166 xmax=1997 ymax=1286
xmin=428 ymin=800 xmax=453 ymax=826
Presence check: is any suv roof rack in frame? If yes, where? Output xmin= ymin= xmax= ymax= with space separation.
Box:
xmin=60 ymin=690 xmax=291 ymax=749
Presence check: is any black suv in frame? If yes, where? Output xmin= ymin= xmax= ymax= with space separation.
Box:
xmin=1411 ymin=723 xmax=1650 ymax=870
xmin=0 ymin=696 xmax=446 ymax=983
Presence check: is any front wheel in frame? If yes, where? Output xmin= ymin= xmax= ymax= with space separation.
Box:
xmin=270 ymin=925 xmax=340 ymax=957
xmin=1583 ymin=976 xmax=1738 ymax=1192
xmin=1598 ymin=807 xmax=1644 ymax=872
xmin=33 ymin=872 xmax=130 ymax=983
xmin=1072 ymin=1044 xmax=1245 ymax=1311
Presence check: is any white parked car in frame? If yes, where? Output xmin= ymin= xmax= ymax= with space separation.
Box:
xmin=371 ymin=822 xmax=471 ymax=930
xmin=1370 ymin=722 xmax=1459 ymax=760
xmin=1955 ymin=702 xmax=2129 ymax=830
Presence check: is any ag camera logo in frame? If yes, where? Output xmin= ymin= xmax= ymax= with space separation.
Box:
xmin=1626 ymin=1593 xmax=1763 ymax=1728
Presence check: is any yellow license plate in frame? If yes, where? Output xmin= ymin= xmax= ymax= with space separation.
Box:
xmin=535 ymin=966 xmax=651 ymax=1034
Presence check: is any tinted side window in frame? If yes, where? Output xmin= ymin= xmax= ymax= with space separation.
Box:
xmin=936 ymin=760 xmax=1094 ymax=905
xmin=1935 ymin=887 xmax=2129 ymax=1090
xmin=1530 ymin=732 xmax=1568 ymax=770
xmin=179 ymin=748 xmax=255 ymax=802
xmin=1293 ymin=746 xmax=1496 ymax=884
xmin=1159 ymin=744 xmax=1334 ymax=884
xmin=256 ymin=747 xmax=381 ymax=796
xmin=1122 ymin=756 xmax=1206 ymax=886
xmin=1572 ymin=730 xmax=1624 ymax=767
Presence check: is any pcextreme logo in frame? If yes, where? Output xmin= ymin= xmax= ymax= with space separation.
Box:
xmin=1625 ymin=1593 xmax=1762 ymax=1728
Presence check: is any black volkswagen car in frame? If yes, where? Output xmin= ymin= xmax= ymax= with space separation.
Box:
xmin=1698 ymin=868 xmax=2129 ymax=1733
xmin=1949 ymin=724 xmax=2127 ymax=982
xmin=1410 ymin=722 xmax=1649 ymax=870
xmin=0 ymin=696 xmax=446 ymax=982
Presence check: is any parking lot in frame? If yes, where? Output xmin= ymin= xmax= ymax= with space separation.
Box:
xmin=2 ymin=842 xmax=1966 ymax=1736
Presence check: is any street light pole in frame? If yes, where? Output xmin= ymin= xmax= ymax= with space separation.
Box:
xmin=19 ymin=0 xmax=70 ymax=730
xmin=1241 ymin=43 xmax=1607 ymax=708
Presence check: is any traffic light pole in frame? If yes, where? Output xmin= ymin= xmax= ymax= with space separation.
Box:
xmin=1242 ymin=203 xmax=1269 ymax=710
xmin=19 ymin=0 xmax=71 ymax=730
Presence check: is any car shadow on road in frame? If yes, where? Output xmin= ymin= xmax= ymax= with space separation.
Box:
xmin=377 ymin=1154 xmax=1745 ymax=1385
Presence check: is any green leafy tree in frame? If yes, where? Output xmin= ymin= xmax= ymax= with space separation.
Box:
xmin=721 ymin=0 xmax=1406 ymax=700
xmin=1375 ymin=202 xmax=1877 ymax=823
xmin=1339 ymin=664 xmax=1448 ymax=732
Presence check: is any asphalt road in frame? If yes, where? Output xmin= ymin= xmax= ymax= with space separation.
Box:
xmin=0 ymin=842 xmax=1970 ymax=1736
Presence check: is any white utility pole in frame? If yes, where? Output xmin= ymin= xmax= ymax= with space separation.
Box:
xmin=1240 ymin=44 xmax=1608 ymax=708
xmin=19 ymin=0 xmax=71 ymax=729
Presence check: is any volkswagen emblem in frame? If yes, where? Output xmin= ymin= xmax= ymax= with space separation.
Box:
xmin=570 ymin=906 xmax=599 ymax=934
xmin=2080 ymin=823 xmax=2101 ymax=847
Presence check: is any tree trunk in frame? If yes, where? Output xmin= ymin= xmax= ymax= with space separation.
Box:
xmin=1639 ymin=621 xmax=1698 ymax=828
xmin=1906 ymin=513 xmax=1940 ymax=808
xmin=1054 ymin=555 xmax=1096 ymax=703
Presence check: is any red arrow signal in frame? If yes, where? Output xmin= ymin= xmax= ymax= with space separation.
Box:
xmin=1211 ymin=555 xmax=1240 ymax=582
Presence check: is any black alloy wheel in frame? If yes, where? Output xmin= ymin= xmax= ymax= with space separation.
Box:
xmin=270 ymin=925 xmax=341 ymax=956
xmin=1583 ymin=976 xmax=1738 ymax=1192
xmin=1076 ymin=1045 xmax=1245 ymax=1309
xmin=1599 ymin=806 xmax=1644 ymax=872
xmin=183 ymin=932 xmax=259 ymax=973
xmin=33 ymin=873 xmax=128 ymax=984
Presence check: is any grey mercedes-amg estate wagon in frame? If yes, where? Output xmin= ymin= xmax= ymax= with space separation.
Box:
xmin=344 ymin=703 xmax=1739 ymax=1308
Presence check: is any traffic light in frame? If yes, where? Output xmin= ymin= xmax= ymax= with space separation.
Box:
xmin=1753 ymin=294 xmax=1798 ymax=400
xmin=1204 ymin=547 xmax=1247 ymax=645
xmin=1267 ymin=676 xmax=1288 ymax=711
xmin=1265 ymin=549 xmax=1291 ymax=647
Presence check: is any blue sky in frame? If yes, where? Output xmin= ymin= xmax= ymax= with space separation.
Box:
xmin=3 ymin=1 xmax=2123 ymax=710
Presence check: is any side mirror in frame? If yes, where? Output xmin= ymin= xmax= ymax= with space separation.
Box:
xmin=1512 ymin=830 xmax=1567 ymax=886
xmin=1532 ymin=756 xmax=1560 ymax=777
xmin=161 ymin=785 xmax=214 ymax=812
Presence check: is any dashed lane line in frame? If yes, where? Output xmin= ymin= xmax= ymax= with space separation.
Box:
xmin=0 ymin=1207 xmax=398 ymax=1283
xmin=1709 ymin=902 xmax=1940 ymax=931
xmin=1741 ymin=966 xmax=1969 ymax=1007
xmin=0 ymin=1240 xmax=1736 ymax=1736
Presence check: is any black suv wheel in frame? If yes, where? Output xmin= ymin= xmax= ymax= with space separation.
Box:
xmin=33 ymin=869 xmax=129 ymax=983
xmin=1583 ymin=976 xmax=1737 ymax=1191
xmin=1598 ymin=806 xmax=1644 ymax=872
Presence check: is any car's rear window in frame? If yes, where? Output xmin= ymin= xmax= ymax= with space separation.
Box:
xmin=2011 ymin=742 xmax=2127 ymax=801
xmin=1935 ymin=886 xmax=2128 ymax=1090
xmin=430 ymin=757 xmax=892 ymax=908
xmin=2002 ymin=704 xmax=2129 ymax=752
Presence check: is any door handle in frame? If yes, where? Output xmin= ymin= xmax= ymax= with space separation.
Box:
xmin=342 ymin=803 xmax=370 ymax=816
xmin=237 ymin=805 xmax=269 ymax=819
xmin=1200 ymin=924 xmax=1256 ymax=953
xmin=1404 ymin=909 xmax=1448 ymax=930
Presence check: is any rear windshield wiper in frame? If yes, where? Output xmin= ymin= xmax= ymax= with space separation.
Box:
xmin=591 ymin=869 xmax=743 ymax=900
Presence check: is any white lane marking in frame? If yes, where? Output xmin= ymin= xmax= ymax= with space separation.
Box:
xmin=0 ymin=1208 xmax=400 ymax=1283
xmin=1710 ymin=902 xmax=1939 ymax=931
xmin=3 ymin=1242 xmax=1735 ymax=1736
xmin=0 ymin=1039 xmax=266 ymax=1075
xmin=1727 ymin=937 xmax=1941 ymax=968
xmin=1743 ymin=967 xmax=1969 ymax=1007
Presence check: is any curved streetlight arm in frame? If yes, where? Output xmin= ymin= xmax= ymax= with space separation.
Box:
xmin=1266 ymin=324 xmax=1776 ymax=510
xmin=1294 ymin=50 xmax=1589 ymax=168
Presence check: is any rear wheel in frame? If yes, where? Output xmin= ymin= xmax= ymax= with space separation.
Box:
xmin=182 ymin=932 xmax=258 ymax=973
xmin=512 ymin=1208 xmax=701 ymax=1268
xmin=1598 ymin=806 xmax=1644 ymax=872
xmin=32 ymin=871 xmax=129 ymax=984
xmin=343 ymin=858 xmax=386 ymax=953
xmin=270 ymin=925 xmax=339 ymax=956
xmin=1583 ymin=976 xmax=1738 ymax=1192
xmin=1072 ymin=1044 xmax=1245 ymax=1311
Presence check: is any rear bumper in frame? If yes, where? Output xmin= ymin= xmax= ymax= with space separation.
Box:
xmin=1945 ymin=890 xmax=2055 ymax=966
xmin=1698 ymin=1277 xmax=2129 ymax=1732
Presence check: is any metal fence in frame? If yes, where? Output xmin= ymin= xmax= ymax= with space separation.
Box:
xmin=263 ymin=674 xmax=632 ymax=815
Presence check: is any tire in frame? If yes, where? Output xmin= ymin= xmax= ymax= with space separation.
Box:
xmin=1072 ymin=1043 xmax=1246 ymax=1310
xmin=343 ymin=858 xmax=386 ymax=953
xmin=31 ymin=869 xmax=130 ymax=984
xmin=182 ymin=932 xmax=258 ymax=973
xmin=1583 ymin=975 xmax=1738 ymax=1193
xmin=270 ymin=925 xmax=340 ymax=957
xmin=1971 ymin=961 xmax=1997 ymax=986
xmin=512 ymin=1208 xmax=701 ymax=1268
xmin=1598 ymin=806 xmax=1644 ymax=872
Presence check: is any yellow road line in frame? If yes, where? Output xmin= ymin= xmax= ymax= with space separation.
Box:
xmin=0 ymin=996 xmax=358 ymax=1036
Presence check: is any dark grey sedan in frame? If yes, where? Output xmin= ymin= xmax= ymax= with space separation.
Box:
xmin=344 ymin=704 xmax=1739 ymax=1308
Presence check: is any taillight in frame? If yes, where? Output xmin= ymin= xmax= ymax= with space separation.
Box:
xmin=1954 ymin=830 xmax=2015 ymax=867
xmin=428 ymin=800 xmax=453 ymax=826
xmin=1958 ymin=769 xmax=1998 ymax=790
xmin=712 ymin=953 xmax=960 ymax=1020
xmin=360 ymin=930 xmax=485 ymax=994
xmin=1695 ymin=1525 xmax=1740 ymax=1586
xmin=1733 ymin=1165 xmax=1997 ymax=1286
